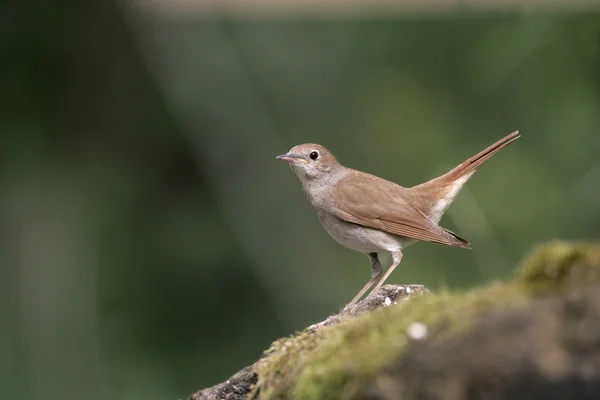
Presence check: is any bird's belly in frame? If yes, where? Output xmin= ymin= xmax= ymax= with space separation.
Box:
xmin=317 ymin=213 xmax=410 ymax=253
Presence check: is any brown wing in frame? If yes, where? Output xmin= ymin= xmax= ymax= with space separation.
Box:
xmin=331 ymin=171 xmax=470 ymax=248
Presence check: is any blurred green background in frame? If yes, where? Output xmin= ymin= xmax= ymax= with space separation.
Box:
xmin=2 ymin=1 xmax=600 ymax=399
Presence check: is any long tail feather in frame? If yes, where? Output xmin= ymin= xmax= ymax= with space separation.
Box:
xmin=410 ymin=130 xmax=520 ymax=221
xmin=445 ymin=130 xmax=520 ymax=180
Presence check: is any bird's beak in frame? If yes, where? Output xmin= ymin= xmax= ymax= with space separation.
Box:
xmin=276 ymin=153 xmax=306 ymax=163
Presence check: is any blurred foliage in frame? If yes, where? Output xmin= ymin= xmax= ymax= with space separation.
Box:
xmin=1 ymin=1 xmax=599 ymax=400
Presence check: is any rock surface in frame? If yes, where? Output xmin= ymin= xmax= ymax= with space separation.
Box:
xmin=362 ymin=285 xmax=600 ymax=400
xmin=188 ymin=284 xmax=428 ymax=400
xmin=189 ymin=366 xmax=257 ymax=400
xmin=189 ymin=241 xmax=600 ymax=400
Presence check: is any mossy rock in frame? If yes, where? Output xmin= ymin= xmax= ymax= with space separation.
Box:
xmin=252 ymin=240 xmax=600 ymax=400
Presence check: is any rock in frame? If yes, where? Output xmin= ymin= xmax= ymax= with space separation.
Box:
xmin=306 ymin=284 xmax=430 ymax=333
xmin=188 ymin=366 xmax=257 ymax=400
xmin=189 ymin=241 xmax=600 ymax=400
xmin=363 ymin=284 xmax=600 ymax=400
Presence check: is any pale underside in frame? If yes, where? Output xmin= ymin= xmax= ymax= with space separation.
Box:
xmin=316 ymin=210 xmax=415 ymax=253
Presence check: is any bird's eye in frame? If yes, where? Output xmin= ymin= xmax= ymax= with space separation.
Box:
xmin=310 ymin=151 xmax=319 ymax=160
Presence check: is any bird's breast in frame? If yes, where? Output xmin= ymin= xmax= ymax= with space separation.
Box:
xmin=315 ymin=210 xmax=409 ymax=254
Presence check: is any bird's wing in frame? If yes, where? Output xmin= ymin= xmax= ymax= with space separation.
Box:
xmin=331 ymin=172 xmax=470 ymax=248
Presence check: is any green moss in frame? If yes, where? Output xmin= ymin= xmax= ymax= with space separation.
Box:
xmin=252 ymin=241 xmax=600 ymax=400
xmin=515 ymin=240 xmax=600 ymax=291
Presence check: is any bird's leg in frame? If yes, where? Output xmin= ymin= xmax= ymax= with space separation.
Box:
xmin=343 ymin=253 xmax=382 ymax=310
xmin=372 ymin=251 xmax=403 ymax=292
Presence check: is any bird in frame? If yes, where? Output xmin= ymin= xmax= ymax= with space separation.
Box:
xmin=276 ymin=130 xmax=520 ymax=309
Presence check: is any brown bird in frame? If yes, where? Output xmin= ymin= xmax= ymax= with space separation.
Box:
xmin=277 ymin=131 xmax=520 ymax=309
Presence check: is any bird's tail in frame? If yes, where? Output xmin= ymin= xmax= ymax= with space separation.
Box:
xmin=409 ymin=130 xmax=520 ymax=222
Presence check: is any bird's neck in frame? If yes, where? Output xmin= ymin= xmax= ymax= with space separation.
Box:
xmin=297 ymin=167 xmax=347 ymax=207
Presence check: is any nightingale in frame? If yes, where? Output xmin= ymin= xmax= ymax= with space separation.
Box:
xmin=277 ymin=130 xmax=520 ymax=309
